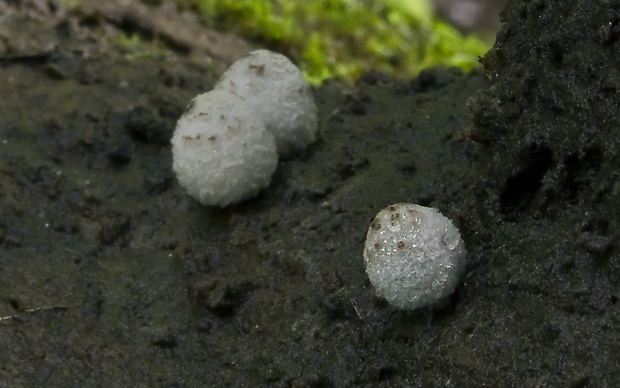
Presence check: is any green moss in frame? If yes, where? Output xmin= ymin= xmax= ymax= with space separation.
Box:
xmin=111 ymin=33 xmax=172 ymax=61
xmin=186 ymin=0 xmax=489 ymax=84
xmin=57 ymin=0 xmax=82 ymax=10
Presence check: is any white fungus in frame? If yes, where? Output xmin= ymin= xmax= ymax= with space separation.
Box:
xmin=363 ymin=203 xmax=467 ymax=310
xmin=171 ymin=90 xmax=278 ymax=207
xmin=214 ymin=49 xmax=318 ymax=157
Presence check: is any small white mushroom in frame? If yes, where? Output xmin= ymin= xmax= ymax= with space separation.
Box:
xmin=215 ymin=50 xmax=318 ymax=157
xmin=363 ymin=203 xmax=467 ymax=310
xmin=171 ymin=90 xmax=278 ymax=207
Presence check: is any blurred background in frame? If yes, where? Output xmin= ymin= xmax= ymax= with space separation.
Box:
xmin=434 ymin=0 xmax=505 ymax=38
xmin=172 ymin=0 xmax=507 ymax=84
xmin=45 ymin=0 xmax=507 ymax=83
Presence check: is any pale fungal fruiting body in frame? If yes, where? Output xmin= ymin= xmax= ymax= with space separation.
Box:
xmin=171 ymin=90 xmax=277 ymax=207
xmin=363 ymin=203 xmax=467 ymax=310
xmin=215 ymin=49 xmax=318 ymax=157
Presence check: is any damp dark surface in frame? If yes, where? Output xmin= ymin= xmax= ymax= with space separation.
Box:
xmin=1 ymin=0 xmax=619 ymax=386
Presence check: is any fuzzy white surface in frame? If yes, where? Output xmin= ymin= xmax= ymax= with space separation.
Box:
xmin=363 ymin=203 xmax=467 ymax=310
xmin=171 ymin=90 xmax=278 ymax=207
xmin=215 ymin=50 xmax=318 ymax=157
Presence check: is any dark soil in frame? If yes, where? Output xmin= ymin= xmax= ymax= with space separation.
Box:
xmin=1 ymin=0 xmax=619 ymax=386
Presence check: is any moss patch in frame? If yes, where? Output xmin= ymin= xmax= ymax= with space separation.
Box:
xmin=186 ymin=0 xmax=489 ymax=84
xmin=111 ymin=32 xmax=172 ymax=61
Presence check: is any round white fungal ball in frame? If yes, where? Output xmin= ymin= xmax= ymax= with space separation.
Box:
xmin=171 ymin=90 xmax=278 ymax=207
xmin=214 ymin=49 xmax=318 ymax=157
xmin=363 ymin=203 xmax=467 ymax=310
